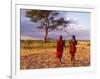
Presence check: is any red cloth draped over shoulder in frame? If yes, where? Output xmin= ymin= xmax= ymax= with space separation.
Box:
xmin=55 ymin=40 xmax=64 ymax=58
xmin=69 ymin=39 xmax=77 ymax=55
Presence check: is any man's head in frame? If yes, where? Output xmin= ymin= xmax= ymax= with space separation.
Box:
xmin=72 ymin=35 xmax=75 ymax=39
xmin=59 ymin=35 xmax=63 ymax=40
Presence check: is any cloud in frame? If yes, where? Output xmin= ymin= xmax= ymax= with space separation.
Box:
xmin=20 ymin=9 xmax=90 ymax=40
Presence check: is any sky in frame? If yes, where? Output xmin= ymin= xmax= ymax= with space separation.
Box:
xmin=20 ymin=9 xmax=90 ymax=40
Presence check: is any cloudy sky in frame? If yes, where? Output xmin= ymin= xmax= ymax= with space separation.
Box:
xmin=20 ymin=9 xmax=90 ymax=40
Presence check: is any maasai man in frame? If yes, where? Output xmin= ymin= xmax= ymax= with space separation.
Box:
xmin=69 ymin=35 xmax=77 ymax=66
xmin=55 ymin=35 xmax=65 ymax=63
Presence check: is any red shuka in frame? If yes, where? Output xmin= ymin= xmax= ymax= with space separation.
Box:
xmin=69 ymin=39 xmax=77 ymax=55
xmin=55 ymin=40 xmax=65 ymax=58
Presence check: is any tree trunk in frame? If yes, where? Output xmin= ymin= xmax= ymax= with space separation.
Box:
xmin=44 ymin=18 xmax=49 ymax=43
xmin=44 ymin=30 xmax=48 ymax=43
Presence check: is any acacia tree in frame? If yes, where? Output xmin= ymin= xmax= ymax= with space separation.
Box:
xmin=26 ymin=10 xmax=71 ymax=42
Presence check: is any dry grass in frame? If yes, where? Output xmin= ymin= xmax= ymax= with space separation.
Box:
xmin=20 ymin=40 xmax=90 ymax=69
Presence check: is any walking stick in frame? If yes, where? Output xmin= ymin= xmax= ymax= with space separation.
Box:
xmin=64 ymin=30 xmax=72 ymax=37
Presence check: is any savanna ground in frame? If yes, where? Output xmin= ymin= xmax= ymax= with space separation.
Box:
xmin=20 ymin=40 xmax=90 ymax=69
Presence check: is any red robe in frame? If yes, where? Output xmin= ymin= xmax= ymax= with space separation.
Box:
xmin=55 ymin=40 xmax=64 ymax=58
xmin=69 ymin=39 xmax=77 ymax=55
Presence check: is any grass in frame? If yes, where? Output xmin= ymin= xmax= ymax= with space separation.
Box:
xmin=20 ymin=40 xmax=90 ymax=69
xmin=21 ymin=40 xmax=90 ymax=49
xmin=21 ymin=40 xmax=56 ymax=49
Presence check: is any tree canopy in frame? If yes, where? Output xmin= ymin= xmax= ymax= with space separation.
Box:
xmin=26 ymin=10 xmax=72 ymax=42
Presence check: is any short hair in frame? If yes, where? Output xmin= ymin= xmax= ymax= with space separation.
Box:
xmin=72 ymin=35 xmax=75 ymax=38
xmin=60 ymin=35 xmax=63 ymax=40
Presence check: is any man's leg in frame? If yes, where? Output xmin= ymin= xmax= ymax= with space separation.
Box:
xmin=70 ymin=54 xmax=75 ymax=66
xmin=72 ymin=55 xmax=75 ymax=66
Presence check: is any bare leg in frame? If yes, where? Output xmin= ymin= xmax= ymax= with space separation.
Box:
xmin=59 ymin=58 xmax=62 ymax=64
xmin=56 ymin=58 xmax=61 ymax=63
xmin=71 ymin=55 xmax=75 ymax=66
xmin=72 ymin=56 xmax=75 ymax=66
xmin=55 ymin=53 xmax=60 ymax=63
